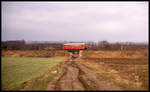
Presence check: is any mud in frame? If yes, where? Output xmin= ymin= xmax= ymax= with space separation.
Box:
xmin=47 ymin=58 xmax=121 ymax=91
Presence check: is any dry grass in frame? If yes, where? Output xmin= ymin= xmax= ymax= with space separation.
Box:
xmin=83 ymin=50 xmax=148 ymax=59
xmin=2 ymin=50 xmax=69 ymax=57
xmin=81 ymin=50 xmax=148 ymax=90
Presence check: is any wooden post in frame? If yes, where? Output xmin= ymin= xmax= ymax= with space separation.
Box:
xmin=121 ymin=45 xmax=123 ymax=51
xmin=79 ymin=50 xmax=83 ymax=57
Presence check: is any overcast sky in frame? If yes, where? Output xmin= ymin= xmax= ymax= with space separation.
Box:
xmin=2 ymin=1 xmax=148 ymax=43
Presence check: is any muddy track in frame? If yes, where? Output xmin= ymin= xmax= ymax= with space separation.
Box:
xmin=47 ymin=58 xmax=121 ymax=91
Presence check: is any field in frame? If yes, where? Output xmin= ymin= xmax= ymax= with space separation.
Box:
xmin=80 ymin=50 xmax=148 ymax=90
xmin=2 ymin=49 xmax=149 ymax=90
xmin=2 ymin=56 xmax=65 ymax=90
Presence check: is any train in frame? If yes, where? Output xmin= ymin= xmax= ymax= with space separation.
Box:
xmin=62 ymin=43 xmax=86 ymax=50
xmin=62 ymin=43 xmax=87 ymax=57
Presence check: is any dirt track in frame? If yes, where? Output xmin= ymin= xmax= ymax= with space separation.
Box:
xmin=47 ymin=57 xmax=121 ymax=91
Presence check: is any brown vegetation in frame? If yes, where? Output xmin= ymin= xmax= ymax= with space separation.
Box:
xmin=80 ymin=49 xmax=148 ymax=90
xmin=2 ymin=50 xmax=69 ymax=57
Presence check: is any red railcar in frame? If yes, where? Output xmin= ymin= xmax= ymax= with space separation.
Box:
xmin=62 ymin=43 xmax=86 ymax=57
xmin=62 ymin=43 xmax=86 ymax=50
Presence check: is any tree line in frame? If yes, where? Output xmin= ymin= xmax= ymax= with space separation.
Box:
xmin=1 ymin=40 xmax=148 ymax=51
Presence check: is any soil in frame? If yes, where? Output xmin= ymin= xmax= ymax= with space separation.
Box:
xmin=47 ymin=57 xmax=121 ymax=91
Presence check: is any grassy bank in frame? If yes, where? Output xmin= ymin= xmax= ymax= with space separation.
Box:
xmin=2 ymin=57 xmax=64 ymax=90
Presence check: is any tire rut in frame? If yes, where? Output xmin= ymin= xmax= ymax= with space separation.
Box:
xmin=47 ymin=58 xmax=121 ymax=91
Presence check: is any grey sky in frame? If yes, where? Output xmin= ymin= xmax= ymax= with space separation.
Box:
xmin=2 ymin=2 xmax=148 ymax=43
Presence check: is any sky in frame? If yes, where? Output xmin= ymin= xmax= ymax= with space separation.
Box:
xmin=2 ymin=1 xmax=149 ymax=43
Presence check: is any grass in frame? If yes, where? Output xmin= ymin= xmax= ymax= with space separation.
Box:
xmin=80 ymin=61 xmax=146 ymax=90
xmin=2 ymin=56 xmax=64 ymax=90
xmin=81 ymin=50 xmax=148 ymax=90
xmin=2 ymin=50 xmax=69 ymax=57
xmin=14 ymin=65 xmax=59 ymax=90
